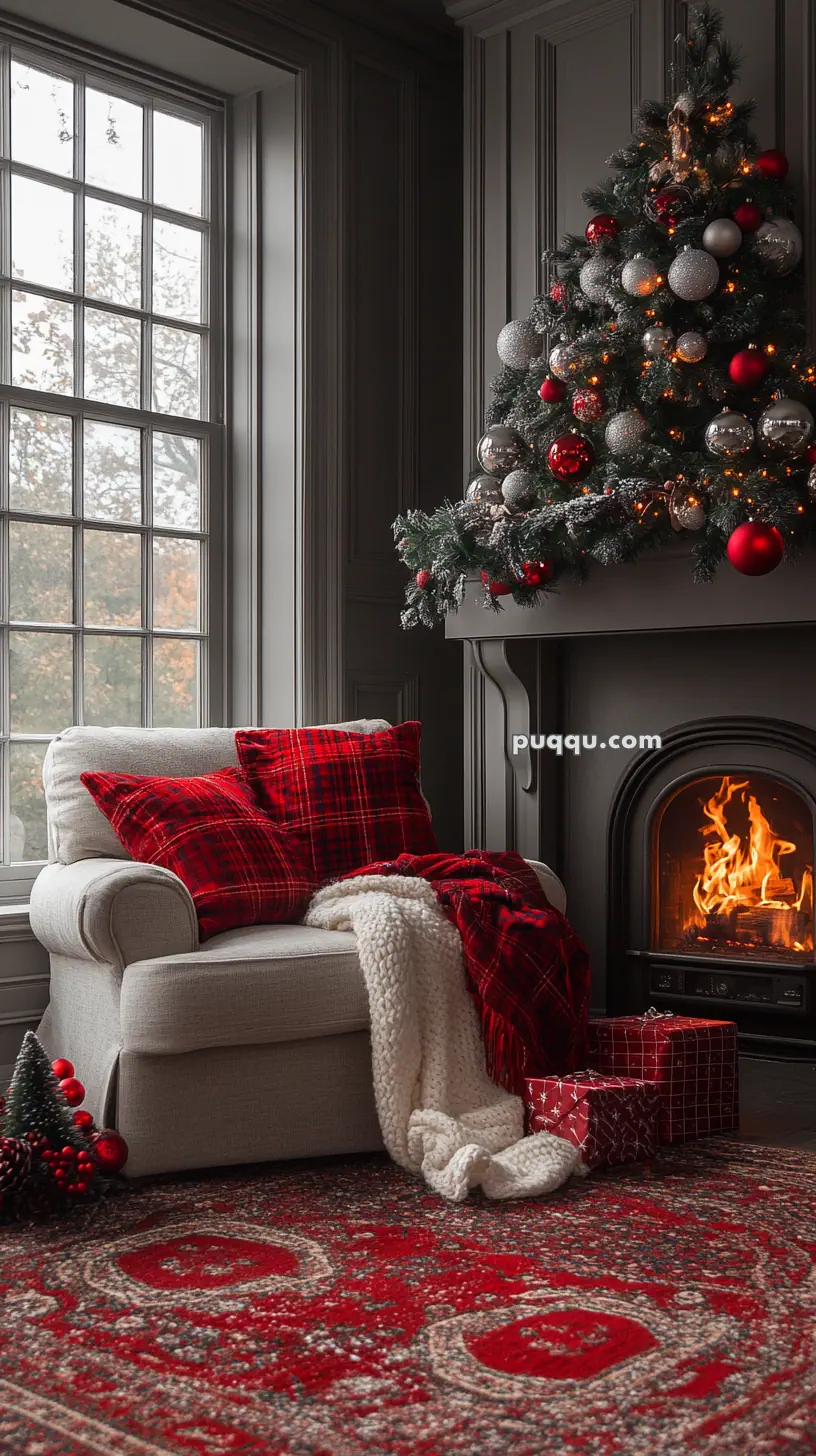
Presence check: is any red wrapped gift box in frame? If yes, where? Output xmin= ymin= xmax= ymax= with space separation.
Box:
xmin=587 ymin=1011 xmax=739 ymax=1143
xmin=525 ymin=1070 xmax=660 ymax=1169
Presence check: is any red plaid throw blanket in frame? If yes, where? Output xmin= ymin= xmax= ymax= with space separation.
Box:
xmin=341 ymin=850 xmax=590 ymax=1096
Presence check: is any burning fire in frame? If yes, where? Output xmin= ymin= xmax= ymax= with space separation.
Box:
xmin=689 ymin=777 xmax=813 ymax=951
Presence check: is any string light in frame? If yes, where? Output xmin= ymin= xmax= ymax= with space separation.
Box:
xmin=765 ymin=344 xmax=776 ymax=354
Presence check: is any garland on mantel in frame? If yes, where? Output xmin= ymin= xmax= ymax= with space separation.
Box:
xmin=394 ymin=4 xmax=816 ymax=630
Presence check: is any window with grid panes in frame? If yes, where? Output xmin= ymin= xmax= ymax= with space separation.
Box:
xmin=0 ymin=44 xmax=222 ymax=872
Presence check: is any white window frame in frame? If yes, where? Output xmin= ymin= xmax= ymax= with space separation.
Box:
xmin=0 ymin=22 xmax=226 ymax=901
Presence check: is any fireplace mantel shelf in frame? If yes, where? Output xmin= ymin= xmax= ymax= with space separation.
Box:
xmin=444 ymin=544 xmax=816 ymax=641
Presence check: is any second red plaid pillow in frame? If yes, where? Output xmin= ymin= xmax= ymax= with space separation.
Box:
xmin=80 ymin=767 xmax=316 ymax=941
xmin=235 ymin=721 xmax=438 ymax=884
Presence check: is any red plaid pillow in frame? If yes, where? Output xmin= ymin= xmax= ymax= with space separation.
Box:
xmin=80 ymin=767 xmax=316 ymax=941
xmin=235 ymin=721 xmax=438 ymax=883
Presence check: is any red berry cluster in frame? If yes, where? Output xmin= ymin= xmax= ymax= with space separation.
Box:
xmin=41 ymin=1141 xmax=98 ymax=1197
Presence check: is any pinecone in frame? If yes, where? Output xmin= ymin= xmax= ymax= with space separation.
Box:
xmin=0 ymin=1136 xmax=33 ymax=1210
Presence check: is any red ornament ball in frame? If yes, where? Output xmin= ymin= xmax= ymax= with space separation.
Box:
xmin=519 ymin=560 xmax=554 ymax=588
xmin=547 ymin=431 xmax=595 ymax=483
xmin=652 ymin=185 xmax=692 ymax=224
xmin=480 ymin=571 xmax=512 ymax=597
xmin=585 ymin=213 xmax=618 ymax=245
xmin=91 ymin=1128 xmax=129 ymax=1175
xmin=572 ymin=386 xmax=605 ymax=423
xmin=732 ymin=200 xmax=763 ymax=233
xmin=549 ymin=279 xmax=568 ymax=305
xmin=755 ymin=148 xmax=789 ymax=180
xmin=415 ymin=569 xmax=431 ymax=589
xmin=58 ymin=1076 xmax=85 ymax=1107
xmin=728 ymin=346 xmax=769 ymax=389
xmin=51 ymin=1058 xmax=74 ymax=1080
xmin=539 ymin=376 xmax=566 ymax=403
xmin=806 ymin=442 xmax=816 ymax=466
xmin=73 ymin=1109 xmax=95 ymax=1131
xmin=726 ymin=521 xmax=784 ymax=576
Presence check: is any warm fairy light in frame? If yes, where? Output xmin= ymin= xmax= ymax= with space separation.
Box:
xmin=798 ymin=504 xmax=805 ymax=513
xmin=765 ymin=344 xmax=776 ymax=354
xmin=741 ymin=161 xmax=752 ymax=174
xmin=645 ymin=308 xmax=655 ymax=317
xmin=601 ymin=352 xmax=611 ymax=362
xmin=668 ymin=224 xmax=676 ymax=236
xmin=725 ymin=280 xmax=737 ymax=292
xmin=656 ymin=275 xmax=664 ymax=285
xmin=732 ymin=487 xmax=740 ymax=496
xmin=589 ymin=375 xmax=600 ymax=384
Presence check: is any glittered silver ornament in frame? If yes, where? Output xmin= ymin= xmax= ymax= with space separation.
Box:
xmin=702 ymin=217 xmax=742 ymax=258
xmin=756 ymin=397 xmax=814 ymax=458
xmin=753 ymin=217 xmax=803 ymax=276
xmin=621 ymin=254 xmax=660 ymax=297
xmin=476 ymin=425 xmax=532 ymax=477
xmin=642 ymin=324 xmax=675 ymax=358
xmin=704 ymin=410 xmax=754 ymax=458
xmin=668 ymin=245 xmax=719 ymax=300
xmin=548 ymin=340 xmax=588 ymax=380
xmin=675 ymin=330 xmax=708 ymax=363
xmin=466 ymin=473 xmax=504 ymax=505
xmin=669 ymin=483 xmax=706 ymax=531
xmin=496 ymin=319 xmax=542 ymax=370
xmin=604 ymin=410 xmax=647 ymax=456
xmin=579 ymin=255 xmax=616 ymax=304
xmin=500 ymin=469 xmax=538 ymax=511
xmin=808 ymin=465 xmax=816 ymax=501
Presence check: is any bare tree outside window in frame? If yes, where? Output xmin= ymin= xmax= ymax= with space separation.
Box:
xmin=1 ymin=48 xmax=221 ymax=871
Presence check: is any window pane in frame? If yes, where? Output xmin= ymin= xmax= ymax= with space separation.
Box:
xmin=10 ymin=408 xmax=73 ymax=516
xmin=84 ymin=528 xmax=141 ymax=626
xmin=10 ymin=521 xmax=73 ymax=623
xmin=153 ymin=537 xmax=199 ymax=630
xmin=12 ymin=176 xmax=74 ymax=292
xmin=85 ymin=197 xmax=142 ymax=310
xmin=12 ymin=291 xmax=74 ymax=395
xmin=11 ymin=62 xmax=74 ymax=178
xmin=153 ymin=220 xmax=201 ymax=323
xmin=10 ymin=631 xmax=74 ymax=733
xmin=84 ymin=635 xmax=142 ymax=725
xmin=152 ymin=324 xmax=200 ymax=418
xmin=153 ymin=113 xmax=202 ymax=216
xmin=153 ymin=638 xmax=198 ymax=726
xmin=153 ymin=433 xmax=200 ymax=529
xmin=84 ymin=421 xmax=141 ymax=523
xmin=84 ymin=307 xmax=141 ymax=408
xmin=85 ymin=88 xmax=143 ymax=197
xmin=9 ymin=743 xmax=48 ymax=863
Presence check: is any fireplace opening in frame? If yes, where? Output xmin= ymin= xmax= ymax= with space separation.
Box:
xmin=654 ymin=774 xmax=814 ymax=964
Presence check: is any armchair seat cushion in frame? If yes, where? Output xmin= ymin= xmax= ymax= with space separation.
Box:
xmin=120 ymin=923 xmax=368 ymax=1055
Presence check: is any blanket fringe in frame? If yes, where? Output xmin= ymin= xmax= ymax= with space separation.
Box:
xmin=479 ymin=1006 xmax=528 ymax=1098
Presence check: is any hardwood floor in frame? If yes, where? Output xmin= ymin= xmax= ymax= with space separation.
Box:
xmin=738 ymin=1056 xmax=816 ymax=1150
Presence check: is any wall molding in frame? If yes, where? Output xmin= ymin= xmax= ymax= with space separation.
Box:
xmin=346 ymin=670 xmax=420 ymax=722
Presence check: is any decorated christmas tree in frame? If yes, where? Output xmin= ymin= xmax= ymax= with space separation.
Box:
xmin=396 ymin=3 xmax=815 ymax=628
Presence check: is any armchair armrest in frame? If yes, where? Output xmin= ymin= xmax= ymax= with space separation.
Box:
xmin=30 ymin=859 xmax=199 ymax=970
xmin=526 ymin=859 xmax=567 ymax=916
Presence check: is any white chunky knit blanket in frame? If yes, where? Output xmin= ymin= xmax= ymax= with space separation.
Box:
xmin=305 ymin=874 xmax=582 ymax=1203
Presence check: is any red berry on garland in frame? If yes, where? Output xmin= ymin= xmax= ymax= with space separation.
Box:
xmin=51 ymin=1058 xmax=74 ymax=1080
xmin=547 ymin=431 xmax=595 ymax=482
xmin=519 ymin=560 xmax=553 ymax=587
xmin=73 ymin=1109 xmax=94 ymax=1131
xmin=549 ymin=280 xmax=568 ymax=304
xmin=726 ymin=521 xmax=785 ymax=576
xmin=728 ymin=345 xmax=769 ymax=389
xmin=755 ymin=148 xmax=789 ymax=180
xmin=480 ymin=571 xmax=512 ymax=597
xmin=732 ymin=201 xmax=763 ymax=233
xmin=58 ymin=1077 xmax=85 ymax=1107
xmin=572 ymin=386 xmax=605 ymax=423
xmin=415 ymin=569 xmax=431 ymax=589
xmin=91 ymin=1129 xmax=129 ymax=1175
xmin=539 ymin=376 xmax=566 ymax=403
xmin=585 ymin=213 xmax=618 ymax=245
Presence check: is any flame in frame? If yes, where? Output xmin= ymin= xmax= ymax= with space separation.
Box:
xmin=688 ymin=777 xmax=813 ymax=950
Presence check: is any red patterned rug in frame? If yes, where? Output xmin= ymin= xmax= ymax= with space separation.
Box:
xmin=0 ymin=1140 xmax=814 ymax=1455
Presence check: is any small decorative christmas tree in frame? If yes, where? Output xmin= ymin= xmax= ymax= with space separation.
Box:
xmin=3 ymin=1031 xmax=86 ymax=1150
xmin=396 ymin=3 xmax=816 ymax=627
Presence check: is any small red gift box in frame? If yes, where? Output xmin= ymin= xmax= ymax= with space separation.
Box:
xmin=587 ymin=1010 xmax=739 ymax=1143
xmin=525 ymin=1071 xmax=660 ymax=1169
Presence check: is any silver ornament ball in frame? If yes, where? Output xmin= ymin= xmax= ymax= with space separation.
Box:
xmin=808 ymin=465 xmax=816 ymax=502
xmin=754 ymin=217 xmax=803 ymax=277
xmin=668 ymin=245 xmax=719 ymax=301
xmin=496 ymin=319 xmax=542 ymax=370
xmin=756 ymin=398 xmax=814 ymax=458
xmin=548 ymin=340 xmax=588 ymax=380
xmin=702 ymin=217 xmax=742 ymax=258
xmin=500 ymin=469 xmax=538 ymax=511
xmin=669 ymin=484 xmax=706 ymax=531
xmin=676 ymin=330 xmax=708 ymax=363
xmin=604 ymin=410 xmax=648 ymax=456
xmin=476 ymin=425 xmax=532 ymax=477
xmin=466 ymin=473 xmax=504 ymax=506
xmin=642 ymin=325 xmax=675 ymax=358
xmin=621 ymin=254 xmax=660 ymax=297
xmin=579 ymin=255 xmax=616 ymax=305
xmin=704 ymin=410 xmax=754 ymax=458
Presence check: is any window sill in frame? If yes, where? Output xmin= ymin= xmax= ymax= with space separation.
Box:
xmin=0 ymin=904 xmax=33 ymax=939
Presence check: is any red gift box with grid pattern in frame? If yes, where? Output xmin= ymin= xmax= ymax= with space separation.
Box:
xmin=587 ymin=1011 xmax=739 ymax=1143
xmin=525 ymin=1071 xmax=660 ymax=1169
